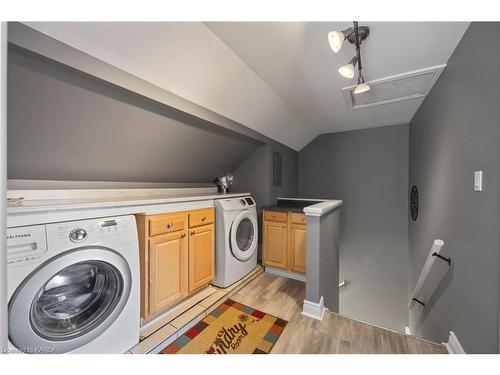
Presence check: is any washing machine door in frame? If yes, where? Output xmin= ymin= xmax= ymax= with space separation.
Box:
xmin=229 ymin=210 xmax=258 ymax=261
xmin=8 ymin=246 xmax=131 ymax=353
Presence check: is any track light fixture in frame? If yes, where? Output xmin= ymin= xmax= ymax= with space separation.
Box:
xmin=328 ymin=22 xmax=371 ymax=94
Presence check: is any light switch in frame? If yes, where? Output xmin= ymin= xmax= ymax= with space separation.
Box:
xmin=474 ymin=170 xmax=483 ymax=191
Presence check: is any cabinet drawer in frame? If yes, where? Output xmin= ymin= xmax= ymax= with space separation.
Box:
xmin=290 ymin=212 xmax=307 ymax=225
xmin=264 ymin=210 xmax=287 ymax=222
xmin=189 ymin=208 xmax=214 ymax=228
xmin=149 ymin=213 xmax=186 ymax=237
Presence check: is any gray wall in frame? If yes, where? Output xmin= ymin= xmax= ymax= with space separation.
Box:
xmin=232 ymin=142 xmax=298 ymax=255
xmin=305 ymin=207 xmax=341 ymax=312
xmin=268 ymin=143 xmax=298 ymax=203
xmin=319 ymin=208 xmax=341 ymax=311
xmin=7 ymin=45 xmax=263 ymax=183
xmin=298 ymin=124 xmax=409 ymax=332
xmin=409 ymin=23 xmax=500 ymax=353
xmin=232 ymin=142 xmax=298 ymax=205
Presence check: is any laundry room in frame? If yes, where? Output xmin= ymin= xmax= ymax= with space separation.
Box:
xmin=1 ymin=1 xmax=500 ymax=374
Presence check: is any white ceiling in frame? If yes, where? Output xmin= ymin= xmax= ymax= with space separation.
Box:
xmin=24 ymin=22 xmax=469 ymax=150
xmin=206 ymin=22 xmax=469 ymax=137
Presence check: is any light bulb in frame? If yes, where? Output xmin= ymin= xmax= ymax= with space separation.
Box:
xmin=328 ymin=31 xmax=345 ymax=53
xmin=354 ymin=82 xmax=370 ymax=94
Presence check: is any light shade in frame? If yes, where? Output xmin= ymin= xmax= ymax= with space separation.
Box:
xmin=338 ymin=63 xmax=355 ymax=79
xmin=338 ymin=56 xmax=358 ymax=78
xmin=354 ymin=82 xmax=370 ymax=94
xmin=354 ymin=74 xmax=370 ymax=95
xmin=328 ymin=31 xmax=345 ymax=53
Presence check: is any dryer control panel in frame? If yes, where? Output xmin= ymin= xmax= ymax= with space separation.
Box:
xmin=216 ymin=195 xmax=256 ymax=212
xmin=239 ymin=197 xmax=255 ymax=206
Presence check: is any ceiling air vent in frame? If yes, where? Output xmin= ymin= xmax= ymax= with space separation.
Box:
xmin=342 ymin=65 xmax=445 ymax=110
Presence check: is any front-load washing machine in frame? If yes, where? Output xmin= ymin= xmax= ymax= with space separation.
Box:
xmin=6 ymin=215 xmax=140 ymax=354
xmin=213 ymin=196 xmax=258 ymax=288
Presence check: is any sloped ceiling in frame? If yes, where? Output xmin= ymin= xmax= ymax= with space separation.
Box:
xmin=24 ymin=22 xmax=469 ymax=150
xmin=24 ymin=22 xmax=313 ymax=151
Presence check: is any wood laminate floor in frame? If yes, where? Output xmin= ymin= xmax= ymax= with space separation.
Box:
xmin=232 ymin=272 xmax=446 ymax=354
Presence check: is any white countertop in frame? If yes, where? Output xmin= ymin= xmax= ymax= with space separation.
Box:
xmin=303 ymin=200 xmax=343 ymax=217
xmin=7 ymin=192 xmax=248 ymax=213
xmin=7 ymin=188 xmax=250 ymax=227
xmin=7 ymin=187 xmax=342 ymax=227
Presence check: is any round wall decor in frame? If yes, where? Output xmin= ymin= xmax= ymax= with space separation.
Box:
xmin=410 ymin=185 xmax=418 ymax=221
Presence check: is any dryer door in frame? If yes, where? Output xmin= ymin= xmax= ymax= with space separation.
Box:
xmin=8 ymin=247 xmax=131 ymax=353
xmin=229 ymin=210 xmax=258 ymax=261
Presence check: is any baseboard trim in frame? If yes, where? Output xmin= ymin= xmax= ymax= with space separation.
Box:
xmin=264 ymin=266 xmax=306 ymax=282
xmin=302 ymin=297 xmax=326 ymax=321
xmin=443 ymin=331 xmax=466 ymax=354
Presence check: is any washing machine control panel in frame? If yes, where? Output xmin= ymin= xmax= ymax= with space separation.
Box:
xmin=47 ymin=216 xmax=137 ymax=249
xmin=69 ymin=228 xmax=87 ymax=242
xmin=57 ymin=219 xmax=131 ymax=242
xmin=7 ymin=216 xmax=137 ymax=268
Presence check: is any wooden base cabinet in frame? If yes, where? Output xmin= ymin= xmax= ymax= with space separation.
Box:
xmin=188 ymin=224 xmax=214 ymax=292
xmin=288 ymin=224 xmax=307 ymax=274
xmin=263 ymin=210 xmax=307 ymax=275
xmin=137 ymin=208 xmax=214 ymax=322
xmin=263 ymin=221 xmax=288 ymax=269
xmin=148 ymin=231 xmax=188 ymax=316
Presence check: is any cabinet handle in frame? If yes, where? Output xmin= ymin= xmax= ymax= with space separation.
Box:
xmin=167 ymin=222 xmax=173 ymax=228
xmin=202 ymin=216 xmax=206 ymax=221
xmin=181 ymin=233 xmax=186 ymax=238
xmin=191 ymin=230 xmax=195 ymax=235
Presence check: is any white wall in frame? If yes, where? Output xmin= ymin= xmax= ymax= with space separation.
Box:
xmin=24 ymin=22 xmax=312 ymax=151
xmin=0 ymin=21 xmax=8 ymax=352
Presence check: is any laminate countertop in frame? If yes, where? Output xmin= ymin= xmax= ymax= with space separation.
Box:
xmin=261 ymin=198 xmax=327 ymax=213
xmin=6 ymin=187 xmax=249 ymax=227
xmin=261 ymin=205 xmax=310 ymax=213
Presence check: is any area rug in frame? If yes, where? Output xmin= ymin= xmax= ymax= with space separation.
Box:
xmin=160 ymin=299 xmax=287 ymax=354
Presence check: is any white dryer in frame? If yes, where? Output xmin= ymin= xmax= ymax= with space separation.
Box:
xmin=6 ymin=215 xmax=140 ymax=354
xmin=213 ymin=196 xmax=258 ymax=288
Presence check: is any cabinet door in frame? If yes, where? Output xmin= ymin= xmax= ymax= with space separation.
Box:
xmin=148 ymin=231 xmax=188 ymax=316
xmin=263 ymin=221 xmax=287 ymax=269
xmin=188 ymin=224 xmax=214 ymax=292
xmin=289 ymin=224 xmax=307 ymax=274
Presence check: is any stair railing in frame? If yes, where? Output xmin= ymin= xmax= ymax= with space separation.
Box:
xmin=409 ymin=239 xmax=451 ymax=311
